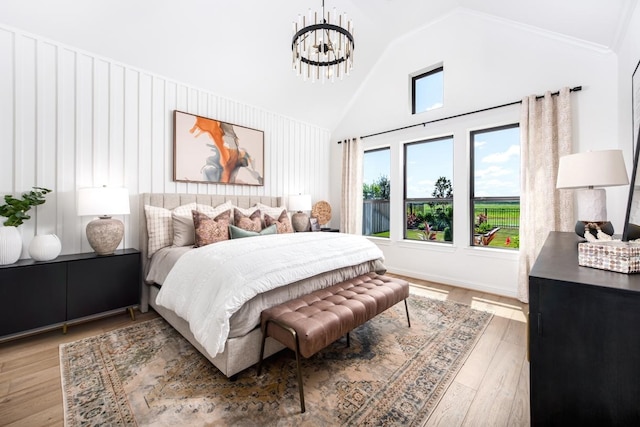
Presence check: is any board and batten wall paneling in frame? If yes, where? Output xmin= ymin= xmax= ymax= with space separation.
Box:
xmin=0 ymin=25 xmax=331 ymax=258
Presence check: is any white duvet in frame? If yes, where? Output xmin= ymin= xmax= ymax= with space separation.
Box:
xmin=155 ymin=232 xmax=384 ymax=357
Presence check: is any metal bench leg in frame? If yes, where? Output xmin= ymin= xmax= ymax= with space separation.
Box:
xmin=293 ymin=334 xmax=306 ymax=413
xmin=258 ymin=319 xmax=306 ymax=413
xmin=405 ymin=299 xmax=411 ymax=328
xmin=257 ymin=321 xmax=269 ymax=376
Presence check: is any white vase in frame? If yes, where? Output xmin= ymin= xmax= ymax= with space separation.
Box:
xmin=0 ymin=226 xmax=22 ymax=265
xmin=29 ymin=234 xmax=62 ymax=261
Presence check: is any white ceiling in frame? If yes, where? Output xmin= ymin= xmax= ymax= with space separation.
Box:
xmin=0 ymin=0 xmax=636 ymax=130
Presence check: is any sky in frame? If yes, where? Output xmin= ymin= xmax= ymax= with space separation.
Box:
xmin=363 ymin=126 xmax=520 ymax=199
xmin=473 ymin=126 xmax=520 ymax=197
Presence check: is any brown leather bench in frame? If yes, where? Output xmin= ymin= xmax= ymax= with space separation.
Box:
xmin=257 ymin=273 xmax=410 ymax=413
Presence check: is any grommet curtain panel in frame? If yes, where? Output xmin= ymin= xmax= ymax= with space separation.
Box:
xmin=518 ymin=87 xmax=574 ymax=302
xmin=341 ymin=137 xmax=363 ymax=235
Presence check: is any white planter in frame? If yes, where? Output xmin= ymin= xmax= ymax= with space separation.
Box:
xmin=29 ymin=234 xmax=62 ymax=261
xmin=0 ymin=226 xmax=22 ymax=265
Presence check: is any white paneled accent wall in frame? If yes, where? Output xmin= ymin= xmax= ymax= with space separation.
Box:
xmin=0 ymin=25 xmax=331 ymax=258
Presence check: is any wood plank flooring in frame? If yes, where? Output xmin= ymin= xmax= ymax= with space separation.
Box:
xmin=0 ymin=276 xmax=529 ymax=426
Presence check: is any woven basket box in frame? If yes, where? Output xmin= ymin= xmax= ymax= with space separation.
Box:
xmin=578 ymin=241 xmax=640 ymax=274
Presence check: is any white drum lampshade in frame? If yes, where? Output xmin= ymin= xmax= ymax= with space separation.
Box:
xmin=556 ymin=150 xmax=629 ymax=222
xmin=77 ymin=186 xmax=130 ymax=255
xmin=288 ymin=194 xmax=312 ymax=232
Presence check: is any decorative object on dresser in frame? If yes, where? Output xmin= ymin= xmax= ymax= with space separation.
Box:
xmin=28 ymin=233 xmax=62 ymax=262
xmin=292 ymin=0 xmax=355 ymax=83
xmin=173 ymin=110 xmax=264 ymax=185
xmin=578 ymin=240 xmax=640 ymax=273
xmin=288 ymin=194 xmax=312 ymax=232
xmin=0 ymin=186 xmax=52 ymax=265
xmin=311 ymin=200 xmax=332 ymax=226
xmin=77 ymin=186 xmax=130 ymax=255
xmin=556 ymin=149 xmax=628 ymax=240
xmin=529 ymin=232 xmax=640 ymax=425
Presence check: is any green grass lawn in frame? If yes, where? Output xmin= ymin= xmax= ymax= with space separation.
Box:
xmin=370 ymin=227 xmax=519 ymax=249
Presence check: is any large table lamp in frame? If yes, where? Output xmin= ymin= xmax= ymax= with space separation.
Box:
xmin=77 ymin=186 xmax=130 ymax=255
xmin=288 ymin=194 xmax=312 ymax=232
xmin=556 ymin=149 xmax=628 ymax=237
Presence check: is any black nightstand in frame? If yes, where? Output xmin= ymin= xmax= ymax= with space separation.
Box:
xmin=0 ymin=249 xmax=140 ymax=341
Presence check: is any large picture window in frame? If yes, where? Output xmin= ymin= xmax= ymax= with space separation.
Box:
xmin=404 ymin=136 xmax=453 ymax=242
xmin=363 ymin=148 xmax=390 ymax=237
xmin=470 ymin=124 xmax=520 ymax=249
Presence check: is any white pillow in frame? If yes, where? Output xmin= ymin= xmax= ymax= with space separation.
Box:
xmin=144 ymin=202 xmax=196 ymax=257
xmin=256 ymin=203 xmax=292 ymax=222
xmin=172 ymin=200 xmax=234 ymax=247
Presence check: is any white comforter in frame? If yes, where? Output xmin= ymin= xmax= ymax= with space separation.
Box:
xmin=155 ymin=232 xmax=384 ymax=357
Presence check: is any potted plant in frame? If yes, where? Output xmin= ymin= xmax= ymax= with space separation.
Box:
xmin=0 ymin=187 xmax=52 ymax=264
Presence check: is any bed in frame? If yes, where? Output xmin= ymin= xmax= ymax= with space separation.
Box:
xmin=138 ymin=193 xmax=386 ymax=378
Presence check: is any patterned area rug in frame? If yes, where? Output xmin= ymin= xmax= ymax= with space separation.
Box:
xmin=60 ymin=294 xmax=492 ymax=426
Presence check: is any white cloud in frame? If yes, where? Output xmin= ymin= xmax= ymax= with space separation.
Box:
xmin=475 ymin=165 xmax=512 ymax=178
xmin=475 ymin=140 xmax=487 ymax=149
xmin=481 ymin=145 xmax=520 ymax=163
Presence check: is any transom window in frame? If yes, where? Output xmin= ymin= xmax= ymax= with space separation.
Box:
xmin=470 ymin=124 xmax=520 ymax=249
xmin=412 ymin=66 xmax=443 ymax=114
xmin=404 ymin=136 xmax=453 ymax=243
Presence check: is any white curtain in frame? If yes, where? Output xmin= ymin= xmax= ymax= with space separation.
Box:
xmin=518 ymin=88 xmax=574 ymax=302
xmin=340 ymin=137 xmax=363 ymax=234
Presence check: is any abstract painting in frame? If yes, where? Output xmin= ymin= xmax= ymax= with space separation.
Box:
xmin=173 ymin=111 xmax=264 ymax=185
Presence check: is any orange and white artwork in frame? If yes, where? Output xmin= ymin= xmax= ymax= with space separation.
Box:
xmin=173 ymin=111 xmax=264 ymax=185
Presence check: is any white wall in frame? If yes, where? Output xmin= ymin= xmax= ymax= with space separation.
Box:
xmin=0 ymin=25 xmax=331 ymax=259
xmin=330 ymin=10 xmax=619 ymax=298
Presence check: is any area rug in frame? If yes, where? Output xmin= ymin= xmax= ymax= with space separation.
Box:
xmin=60 ymin=294 xmax=492 ymax=426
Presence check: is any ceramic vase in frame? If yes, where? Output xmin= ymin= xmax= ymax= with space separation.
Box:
xmin=28 ymin=233 xmax=62 ymax=261
xmin=0 ymin=225 xmax=22 ymax=265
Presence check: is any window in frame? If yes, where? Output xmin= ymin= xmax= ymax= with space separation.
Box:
xmin=412 ymin=66 xmax=443 ymax=114
xmin=404 ymin=136 xmax=453 ymax=242
xmin=363 ymin=148 xmax=390 ymax=237
xmin=470 ymin=124 xmax=520 ymax=249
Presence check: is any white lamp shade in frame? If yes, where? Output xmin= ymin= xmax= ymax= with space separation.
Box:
xmin=77 ymin=187 xmax=130 ymax=217
xmin=288 ymin=194 xmax=312 ymax=212
xmin=556 ymin=149 xmax=629 ymax=189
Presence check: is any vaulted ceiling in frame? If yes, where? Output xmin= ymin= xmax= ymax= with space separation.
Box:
xmin=0 ymin=0 xmax=635 ymax=130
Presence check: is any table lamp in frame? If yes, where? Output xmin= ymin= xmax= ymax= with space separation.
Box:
xmin=556 ymin=149 xmax=628 ymax=237
xmin=77 ymin=186 xmax=130 ymax=255
xmin=288 ymin=194 xmax=312 ymax=232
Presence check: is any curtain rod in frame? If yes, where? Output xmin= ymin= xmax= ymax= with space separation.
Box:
xmin=339 ymin=86 xmax=582 ymax=142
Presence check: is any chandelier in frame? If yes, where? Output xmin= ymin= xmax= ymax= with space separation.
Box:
xmin=292 ymin=0 xmax=355 ymax=83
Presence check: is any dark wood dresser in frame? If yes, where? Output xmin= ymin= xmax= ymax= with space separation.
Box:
xmin=529 ymin=231 xmax=640 ymax=426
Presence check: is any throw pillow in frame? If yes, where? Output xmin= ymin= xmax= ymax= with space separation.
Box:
xmin=172 ymin=200 xmax=233 ymax=247
xmin=144 ymin=204 xmax=178 ymax=258
xmin=234 ymin=208 xmax=262 ymax=232
xmin=229 ymin=224 xmax=277 ymax=239
xmin=192 ymin=209 xmax=231 ymax=247
xmin=264 ymin=209 xmax=294 ymax=234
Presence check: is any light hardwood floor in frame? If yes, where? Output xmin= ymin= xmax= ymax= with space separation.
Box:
xmin=0 ymin=276 xmax=529 ymax=427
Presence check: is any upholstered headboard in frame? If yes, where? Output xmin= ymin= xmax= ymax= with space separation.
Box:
xmin=138 ymin=193 xmax=283 ymax=312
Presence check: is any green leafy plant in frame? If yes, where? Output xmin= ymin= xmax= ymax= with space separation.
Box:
xmin=0 ymin=187 xmax=52 ymax=226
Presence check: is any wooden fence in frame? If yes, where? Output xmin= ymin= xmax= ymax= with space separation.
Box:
xmin=363 ymin=200 xmax=390 ymax=235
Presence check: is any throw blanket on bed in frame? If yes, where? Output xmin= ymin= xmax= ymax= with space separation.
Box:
xmin=155 ymin=232 xmax=384 ymax=357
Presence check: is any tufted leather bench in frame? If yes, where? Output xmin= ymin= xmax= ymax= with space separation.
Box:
xmin=257 ymin=273 xmax=410 ymax=413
